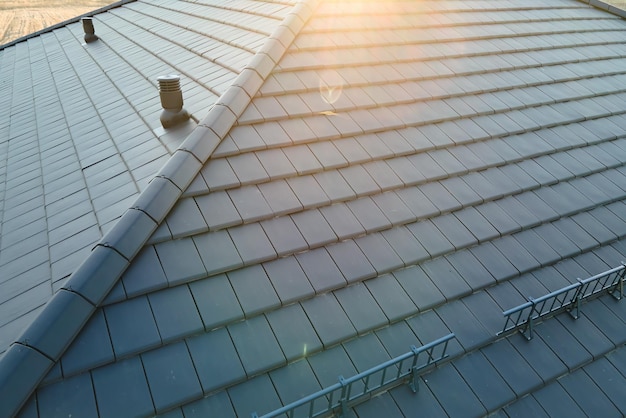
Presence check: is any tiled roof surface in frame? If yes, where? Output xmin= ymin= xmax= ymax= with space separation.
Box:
xmin=0 ymin=0 xmax=291 ymax=354
xmin=2 ymin=0 xmax=626 ymax=417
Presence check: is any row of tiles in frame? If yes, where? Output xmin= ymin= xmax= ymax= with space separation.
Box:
xmin=45 ymin=180 xmax=626 ymax=385
xmin=28 ymin=236 xmax=626 ymax=417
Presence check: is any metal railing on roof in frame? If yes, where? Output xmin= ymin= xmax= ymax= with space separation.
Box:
xmin=498 ymin=264 xmax=625 ymax=340
xmin=252 ymin=333 xmax=456 ymax=418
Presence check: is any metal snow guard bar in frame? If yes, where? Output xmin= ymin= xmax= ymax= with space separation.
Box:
xmin=498 ymin=263 xmax=625 ymax=341
xmin=252 ymin=333 xmax=455 ymax=418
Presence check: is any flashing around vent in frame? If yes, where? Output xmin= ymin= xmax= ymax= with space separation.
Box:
xmin=158 ymin=75 xmax=190 ymax=129
xmin=82 ymin=18 xmax=98 ymax=43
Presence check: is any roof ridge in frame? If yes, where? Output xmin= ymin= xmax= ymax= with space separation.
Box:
xmin=0 ymin=0 xmax=321 ymax=415
xmin=581 ymin=0 xmax=626 ymax=18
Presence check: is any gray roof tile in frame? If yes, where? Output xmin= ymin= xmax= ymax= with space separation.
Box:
xmin=424 ymin=361 xmax=487 ymax=417
xmin=454 ymin=350 xmax=516 ymax=411
xmin=228 ymin=265 xmax=280 ymax=317
xmin=258 ymin=180 xmax=303 ymax=216
xmin=195 ymin=191 xmax=242 ymax=231
xmin=200 ymin=159 xmax=240 ymax=191
xmin=313 ymin=170 xmax=356 ymax=202
xmin=155 ymin=237 xmax=206 ymax=285
xmin=283 ymin=145 xmax=322 ymax=174
xmin=286 ymin=175 xmax=330 ymax=209
xmin=532 ymin=381 xmax=586 ymax=418
xmin=584 ymin=356 xmax=626 ymax=414
xmin=187 ymin=328 xmax=245 ymax=393
xmin=269 ymin=359 xmax=322 ymax=409
xmin=189 ymin=274 xmax=243 ymax=330
xmin=276 ymin=118 xmax=315 ymax=144
xmin=227 ymin=186 xmax=272 ymax=222
xmin=228 ymin=374 xmax=281 ymax=418
xmin=347 ymin=197 xmax=392 ymax=233
xmin=38 ymin=369 xmax=98 ymax=417
xmin=470 ymin=242 xmax=519 ymax=282
xmin=105 ymin=295 xmax=160 ymax=358
xmin=319 ymin=203 xmax=366 ymax=240
xmin=262 ymin=256 xmax=314 ymax=305
xmin=266 ymin=303 xmax=322 ymax=362
xmin=61 ymin=310 xmax=113 ymax=377
xmin=229 ymin=222 xmax=277 ymax=265
xmin=559 ymin=368 xmax=622 ymax=417
xmin=536 ymin=318 xmax=592 ymax=371
xmin=366 ymin=274 xmax=417 ymax=322
xmin=339 ymin=165 xmax=380 ymax=196
xmin=370 ymin=191 xmax=415 ymax=226
xmin=227 ymin=153 xmax=269 ymax=185
xmin=306 ymin=344 xmax=357 ymax=388
xmin=148 ymin=286 xmax=203 ymax=344
xmin=291 ymin=209 xmax=337 ymax=248
xmin=335 ymin=283 xmax=388 ymax=334
xmin=326 ymin=240 xmax=376 ymax=284
xmin=380 ymin=226 xmax=430 ymax=266
xmin=302 ymin=292 xmax=357 ymax=348
xmin=406 ymin=219 xmax=454 ymax=258
xmin=182 ymin=391 xmax=236 ymax=418
xmin=255 ymin=149 xmax=295 ymax=179
xmin=92 ymin=356 xmax=155 ymax=418
xmin=122 ymin=246 xmax=168 ymax=298
xmin=394 ymin=266 xmax=445 ymax=312
xmin=166 ymin=198 xmax=208 ymax=239
xmin=390 ymin=376 xmax=448 ymax=417
xmin=355 ymin=233 xmax=404 ymax=274
xmin=143 ymin=341 xmax=203 ymax=413
xmin=228 ymin=315 xmax=285 ymax=376
xmin=261 ymin=216 xmax=308 ymax=256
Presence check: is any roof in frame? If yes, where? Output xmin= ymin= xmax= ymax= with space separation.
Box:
xmin=0 ymin=0 xmax=291 ymax=353
xmin=2 ymin=0 xmax=626 ymax=416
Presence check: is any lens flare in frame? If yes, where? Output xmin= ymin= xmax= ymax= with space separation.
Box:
xmin=318 ymin=70 xmax=343 ymax=105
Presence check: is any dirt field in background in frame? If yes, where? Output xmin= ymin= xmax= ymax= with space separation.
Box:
xmin=0 ymin=1 xmax=112 ymax=45
xmin=2 ymin=0 xmax=626 ymax=47
xmin=604 ymin=0 xmax=626 ymax=8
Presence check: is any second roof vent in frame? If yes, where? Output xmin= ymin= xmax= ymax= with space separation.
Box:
xmin=157 ymin=75 xmax=190 ymax=129
xmin=82 ymin=18 xmax=98 ymax=43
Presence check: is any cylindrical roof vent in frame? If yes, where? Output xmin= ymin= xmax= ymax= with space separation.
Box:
xmin=158 ymin=75 xmax=190 ymax=129
xmin=82 ymin=18 xmax=98 ymax=43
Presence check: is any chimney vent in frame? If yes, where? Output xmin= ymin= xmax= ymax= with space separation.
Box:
xmin=82 ymin=18 xmax=98 ymax=43
xmin=158 ymin=75 xmax=190 ymax=128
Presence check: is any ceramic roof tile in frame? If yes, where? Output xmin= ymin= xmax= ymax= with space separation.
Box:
xmin=92 ymin=356 xmax=155 ymax=418
xmin=228 ymin=222 xmax=277 ymax=265
xmin=155 ymin=238 xmax=206 ymax=286
xmin=228 ymin=265 xmax=280 ymax=317
xmin=104 ymin=295 xmax=161 ymax=358
xmin=228 ymin=315 xmax=285 ymax=376
xmin=258 ymin=180 xmax=303 ymax=216
xmin=286 ymin=175 xmax=330 ymax=209
xmin=60 ymin=310 xmax=113 ymax=377
xmin=189 ymin=274 xmax=243 ymax=330
xmin=301 ymin=292 xmax=357 ymax=348
xmin=148 ymin=286 xmax=203 ymax=344
xmin=227 ymin=185 xmax=273 ymax=223
xmin=266 ymin=303 xmax=322 ymax=362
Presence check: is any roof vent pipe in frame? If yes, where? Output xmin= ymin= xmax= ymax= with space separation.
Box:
xmin=82 ymin=17 xmax=98 ymax=43
xmin=158 ymin=75 xmax=190 ymax=129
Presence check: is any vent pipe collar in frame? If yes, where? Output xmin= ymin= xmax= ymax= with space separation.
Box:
xmin=158 ymin=75 xmax=190 ymax=129
xmin=82 ymin=18 xmax=99 ymax=43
